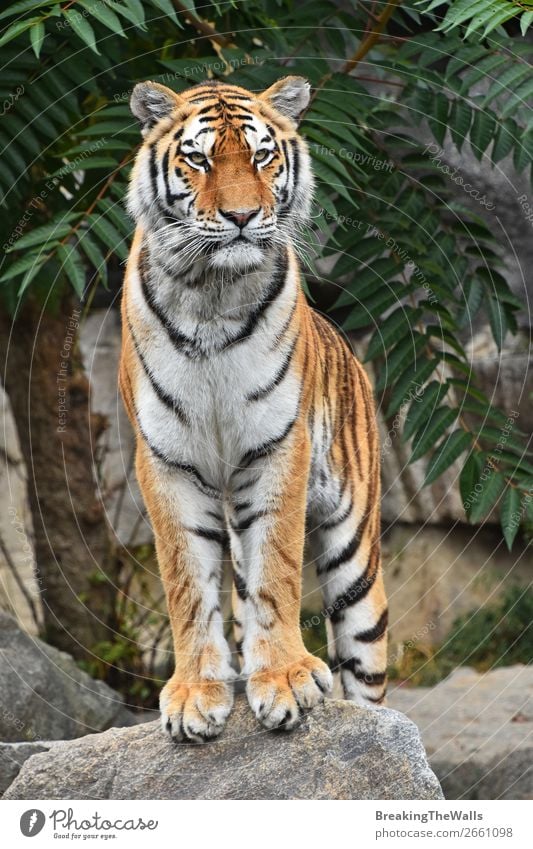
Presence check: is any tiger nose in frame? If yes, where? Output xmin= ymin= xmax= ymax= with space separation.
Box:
xmin=219 ymin=208 xmax=260 ymax=228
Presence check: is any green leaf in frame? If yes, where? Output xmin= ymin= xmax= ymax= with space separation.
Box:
xmin=427 ymin=92 xmax=449 ymax=146
xmin=57 ymin=244 xmax=86 ymax=297
xmin=78 ymin=232 xmax=108 ymax=288
xmin=521 ymin=10 xmax=533 ymax=35
xmin=0 ymin=252 xmax=51 ymax=283
xmin=150 ymin=0 xmax=181 ymax=27
xmin=424 ymin=429 xmax=473 ymax=485
xmin=6 ymin=217 xmax=79 ymax=251
xmin=0 ymin=17 xmax=39 ymax=48
xmin=457 ymin=277 xmax=484 ymax=327
xmin=469 ymin=467 xmax=506 ymax=523
xmin=386 ymin=358 xmax=440 ymax=418
xmin=486 ymin=295 xmax=508 ymax=351
xmin=87 ymin=214 xmax=128 ymax=261
xmin=409 ymin=406 xmax=458 ymax=463
xmin=365 ymin=307 xmax=422 ymax=362
xmin=470 ymin=109 xmax=496 ymax=160
xmin=375 ymin=332 xmax=426 ymax=392
xmin=29 ymin=19 xmax=45 ymax=57
xmin=63 ymin=9 xmax=100 ymax=54
xmin=17 ymin=257 xmax=47 ymax=297
xmin=449 ymin=98 xmax=472 ymax=150
xmin=460 ymin=452 xmax=483 ymax=518
xmin=402 ymin=380 xmax=450 ymax=442
xmin=501 ymin=78 xmax=533 ymax=119
xmin=79 ymin=0 xmax=126 ymax=36
xmin=492 ymin=119 xmax=518 ymax=163
xmin=501 ymin=486 xmax=522 ymax=550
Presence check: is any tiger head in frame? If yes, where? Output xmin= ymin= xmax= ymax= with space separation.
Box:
xmin=127 ymin=76 xmax=313 ymax=272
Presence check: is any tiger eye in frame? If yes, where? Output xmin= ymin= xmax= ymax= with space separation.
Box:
xmin=254 ymin=148 xmax=270 ymax=163
xmin=188 ymin=151 xmax=207 ymax=165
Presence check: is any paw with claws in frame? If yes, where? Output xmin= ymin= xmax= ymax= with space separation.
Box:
xmin=160 ymin=678 xmax=234 ymax=743
xmin=246 ymin=654 xmax=332 ymax=731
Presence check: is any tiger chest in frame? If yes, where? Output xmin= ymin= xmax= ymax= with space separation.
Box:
xmin=135 ymin=337 xmax=301 ymax=490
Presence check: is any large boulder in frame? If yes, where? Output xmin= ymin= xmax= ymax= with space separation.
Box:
xmin=0 ymin=612 xmax=136 ymax=743
xmin=0 ymin=742 xmax=54 ymax=796
xmin=389 ymin=666 xmax=533 ymax=799
xmin=3 ymin=698 xmax=443 ymax=800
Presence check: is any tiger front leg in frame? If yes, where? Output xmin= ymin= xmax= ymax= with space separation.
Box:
xmin=136 ymin=443 xmax=235 ymax=742
xmin=229 ymin=425 xmax=332 ymax=731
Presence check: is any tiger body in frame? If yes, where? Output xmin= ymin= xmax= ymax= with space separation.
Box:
xmin=120 ymin=76 xmax=387 ymax=742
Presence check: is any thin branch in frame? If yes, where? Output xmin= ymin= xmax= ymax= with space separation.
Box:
xmin=343 ymin=0 xmax=403 ymax=74
xmin=172 ymin=1 xmax=234 ymax=48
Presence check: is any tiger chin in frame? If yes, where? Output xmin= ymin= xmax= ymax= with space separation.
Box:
xmin=119 ymin=75 xmax=388 ymax=743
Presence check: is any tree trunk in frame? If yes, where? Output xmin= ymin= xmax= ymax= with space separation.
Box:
xmin=0 ymin=296 xmax=118 ymax=663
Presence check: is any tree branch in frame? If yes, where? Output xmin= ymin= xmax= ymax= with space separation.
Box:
xmin=343 ymin=0 xmax=403 ymax=74
xmin=172 ymin=1 xmax=234 ymax=49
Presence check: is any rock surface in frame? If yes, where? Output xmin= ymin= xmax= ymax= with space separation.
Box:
xmin=389 ymin=666 xmax=533 ymax=800
xmin=0 ymin=741 xmax=54 ymax=795
xmin=0 ymin=612 xmax=135 ymax=743
xmin=3 ymin=698 xmax=443 ymax=800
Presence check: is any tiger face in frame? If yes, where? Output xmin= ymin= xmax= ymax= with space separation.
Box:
xmin=127 ymin=77 xmax=313 ymax=272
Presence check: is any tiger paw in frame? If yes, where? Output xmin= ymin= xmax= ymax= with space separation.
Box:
xmin=160 ymin=677 xmax=234 ymax=743
xmin=246 ymin=654 xmax=333 ymax=731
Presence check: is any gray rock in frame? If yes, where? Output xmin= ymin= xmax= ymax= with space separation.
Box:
xmin=0 ymin=611 xmax=136 ymax=743
xmin=389 ymin=666 xmax=533 ymax=799
xmin=0 ymin=741 xmax=54 ymax=795
xmin=3 ymin=698 xmax=443 ymax=800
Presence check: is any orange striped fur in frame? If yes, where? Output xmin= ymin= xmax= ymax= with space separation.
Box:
xmin=120 ymin=77 xmax=387 ymax=741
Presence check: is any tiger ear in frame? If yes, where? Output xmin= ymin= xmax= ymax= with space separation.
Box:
xmin=259 ymin=76 xmax=310 ymax=123
xmin=130 ymin=81 xmax=184 ymax=135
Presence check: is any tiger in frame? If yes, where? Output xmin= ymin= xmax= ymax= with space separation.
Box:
xmin=119 ymin=75 xmax=388 ymax=743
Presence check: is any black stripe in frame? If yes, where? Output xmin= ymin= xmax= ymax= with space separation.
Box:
xmin=239 ymin=416 xmax=296 ymax=469
xmin=328 ymin=556 xmax=378 ymax=624
xmin=127 ymin=316 xmax=189 ymax=426
xmin=321 ymin=496 xmax=353 ymax=531
xmin=137 ymin=419 xmax=220 ymax=497
xmin=223 ymin=249 xmax=289 ymax=349
xmin=247 ymin=336 xmax=297 ymax=402
xmin=232 ymin=477 xmax=260 ymax=493
xmin=140 ymin=257 xmax=200 ymax=357
xmin=354 ymin=609 xmax=388 ymax=643
xmin=189 ymin=526 xmax=229 ymax=546
xmin=161 ymin=149 xmax=190 ymax=204
xmin=230 ymin=510 xmax=268 ymax=533
xmin=289 ymin=138 xmax=300 ymax=199
xmin=270 ymin=297 xmax=297 ymax=350
xmin=353 ymin=670 xmax=387 ymax=686
xmin=336 ymin=656 xmax=361 ymax=674
xmin=233 ymin=571 xmax=248 ymax=601
xmin=318 ymin=526 xmax=363 ymax=575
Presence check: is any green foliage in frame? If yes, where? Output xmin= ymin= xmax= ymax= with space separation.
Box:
xmin=0 ymin=0 xmax=531 ymax=546
xmin=418 ymin=0 xmax=533 ymax=39
xmin=390 ymin=586 xmax=533 ymax=686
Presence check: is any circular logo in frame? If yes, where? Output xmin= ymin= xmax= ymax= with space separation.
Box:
xmin=20 ymin=810 xmax=45 ymax=837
